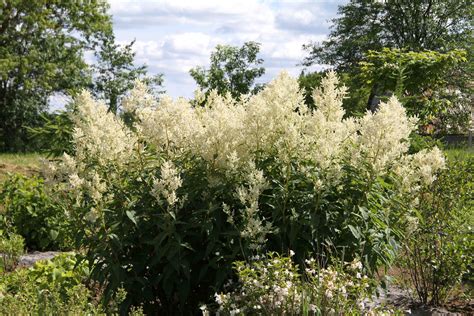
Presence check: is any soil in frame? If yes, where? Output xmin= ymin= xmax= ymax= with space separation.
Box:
xmin=372 ymin=284 xmax=474 ymax=315
xmin=0 ymin=162 xmax=39 ymax=182
xmin=372 ymin=266 xmax=474 ymax=315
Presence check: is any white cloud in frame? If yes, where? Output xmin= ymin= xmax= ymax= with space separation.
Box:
xmin=108 ymin=0 xmax=347 ymax=98
xmin=277 ymin=9 xmax=315 ymax=28
xmin=163 ymin=32 xmax=214 ymax=56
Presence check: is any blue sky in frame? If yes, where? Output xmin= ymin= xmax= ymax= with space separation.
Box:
xmin=109 ymin=0 xmax=347 ymax=98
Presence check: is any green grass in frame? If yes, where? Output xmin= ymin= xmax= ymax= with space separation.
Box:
xmin=443 ymin=147 xmax=474 ymax=162
xmin=0 ymin=152 xmax=43 ymax=166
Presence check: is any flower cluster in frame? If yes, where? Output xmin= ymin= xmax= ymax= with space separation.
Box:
xmin=354 ymin=96 xmax=418 ymax=174
xmin=233 ymin=164 xmax=272 ymax=249
xmin=73 ymin=91 xmax=137 ymax=165
xmin=304 ymin=258 xmax=373 ymax=314
xmin=120 ymin=70 xmax=443 ymax=190
xmin=215 ymin=253 xmax=302 ymax=315
xmin=151 ymin=161 xmax=183 ymax=206
xmin=51 ymin=70 xmax=444 ymax=220
xmin=395 ymin=147 xmax=446 ymax=192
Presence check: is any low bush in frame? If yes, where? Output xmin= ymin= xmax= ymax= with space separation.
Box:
xmin=0 ymin=253 xmax=144 ymax=315
xmin=0 ymin=254 xmax=99 ymax=314
xmin=0 ymin=174 xmax=71 ymax=250
xmin=408 ymin=133 xmax=443 ymax=154
xmin=28 ymin=111 xmax=74 ymax=157
xmin=46 ymin=71 xmax=445 ymax=313
xmin=0 ymin=233 xmax=24 ymax=272
xmin=398 ymin=153 xmax=473 ymax=305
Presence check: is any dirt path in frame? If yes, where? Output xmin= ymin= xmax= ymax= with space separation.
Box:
xmin=372 ymin=285 xmax=473 ymax=315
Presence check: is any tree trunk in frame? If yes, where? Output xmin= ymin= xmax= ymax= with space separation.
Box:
xmin=366 ymin=84 xmax=379 ymax=112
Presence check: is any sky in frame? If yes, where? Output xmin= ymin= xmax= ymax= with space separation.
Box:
xmin=108 ymin=0 xmax=347 ymax=98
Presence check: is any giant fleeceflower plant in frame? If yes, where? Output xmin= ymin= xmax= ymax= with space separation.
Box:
xmin=47 ymin=71 xmax=445 ymax=312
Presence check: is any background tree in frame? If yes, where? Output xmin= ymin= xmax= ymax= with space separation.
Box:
xmin=303 ymin=0 xmax=385 ymax=71
xmin=303 ymin=0 xmax=472 ymax=70
xmin=301 ymin=0 xmax=472 ymax=130
xmin=92 ymin=35 xmax=164 ymax=114
xmin=298 ymin=70 xmax=324 ymax=109
xmin=189 ymin=41 xmax=265 ymax=101
xmin=0 ymin=0 xmax=112 ymax=151
xmin=359 ymin=48 xmax=468 ymax=129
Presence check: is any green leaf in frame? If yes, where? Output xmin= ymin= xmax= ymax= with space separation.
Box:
xmin=348 ymin=225 xmax=361 ymax=239
xmin=49 ymin=229 xmax=59 ymax=241
xmin=126 ymin=210 xmax=138 ymax=226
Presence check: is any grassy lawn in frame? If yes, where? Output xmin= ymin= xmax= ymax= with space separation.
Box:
xmin=444 ymin=147 xmax=474 ymax=162
xmin=0 ymin=152 xmax=44 ymax=183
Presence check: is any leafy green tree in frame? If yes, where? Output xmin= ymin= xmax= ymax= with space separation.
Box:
xmin=92 ymin=35 xmax=164 ymax=114
xmin=298 ymin=70 xmax=324 ymax=109
xmin=303 ymin=0 xmax=472 ymax=70
xmin=302 ymin=0 xmax=472 ymax=128
xmin=190 ymin=41 xmax=265 ymax=101
xmin=27 ymin=110 xmax=74 ymax=157
xmin=0 ymin=0 xmax=112 ymax=151
xmin=359 ymin=48 xmax=468 ymax=127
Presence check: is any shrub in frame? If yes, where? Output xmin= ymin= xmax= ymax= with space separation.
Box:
xmin=212 ymin=252 xmax=398 ymax=315
xmin=0 ymin=254 xmax=99 ymax=314
xmin=0 ymin=253 xmax=145 ymax=315
xmin=29 ymin=253 xmax=90 ymax=299
xmin=398 ymin=153 xmax=473 ymax=305
xmin=0 ymin=174 xmax=71 ymax=250
xmin=46 ymin=71 xmax=445 ymax=313
xmin=0 ymin=233 xmax=24 ymax=272
xmin=408 ymin=133 xmax=443 ymax=154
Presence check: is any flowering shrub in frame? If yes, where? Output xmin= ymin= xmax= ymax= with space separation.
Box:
xmin=213 ymin=252 xmax=397 ymax=315
xmin=46 ymin=71 xmax=445 ymax=312
xmin=215 ymin=253 xmax=302 ymax=315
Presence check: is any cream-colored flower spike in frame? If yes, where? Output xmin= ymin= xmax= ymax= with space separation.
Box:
xmin=312 ymin=70 xmax=347 ymax=122
xmin=355 ymin=95 xmax=418 ymax=173
xmin=48 ymin=71 xmax=445 ymax=216
xmin=73 ymin=91 xmax=137 ymax=165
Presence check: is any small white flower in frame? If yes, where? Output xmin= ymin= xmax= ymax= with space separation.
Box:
xmin=199 ymin=305 xmax=209 ymax=316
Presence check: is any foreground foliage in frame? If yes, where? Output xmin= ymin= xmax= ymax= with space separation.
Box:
xmin=0 ymin=174 xmax=71 ymax=250
xmin=0 ymin=253 xmax=145 ymax=315
xmin=0 ymin=254 xmax=100 ymax=314
xmin=46 ymin=71 xmax=445 ymax=313
xmin=0 ymin=233 xmax=24 ymax=272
